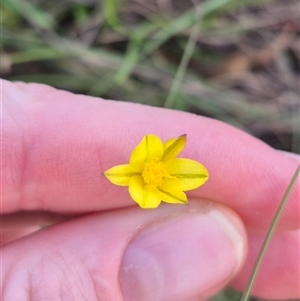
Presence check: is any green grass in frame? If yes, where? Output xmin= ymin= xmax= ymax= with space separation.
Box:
xmin=2 ymin=0 xmax=298 ymax=155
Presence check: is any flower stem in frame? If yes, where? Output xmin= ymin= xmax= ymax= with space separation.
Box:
xmin=240 ymin=164 xmax=300 ymax=301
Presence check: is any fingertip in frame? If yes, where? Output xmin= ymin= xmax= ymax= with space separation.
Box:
xmin=119 ymin=200 xmax=247 ymax=301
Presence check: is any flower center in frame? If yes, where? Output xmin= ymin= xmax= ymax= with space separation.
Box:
xmin=142 ymin=159 xmax=168 ymax=188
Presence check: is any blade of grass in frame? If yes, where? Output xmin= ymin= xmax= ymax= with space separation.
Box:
xmin=202 ymin=0 xmax=234 ymax=15
xmin=103 ymin=0 xmax=121 ymax=27
xmin=116 ymin=0 xmax=236 ymax=83
xmin=10 ymin=47 xmax=66 ymax=64
xmin=145 ymin=0 xmax=235 ymax=57
xmin=164 ymin=0 xmax=201 ymax=108
xmin=114 ymin=21 xmax=160 ymax=82
xmin=164 ymin=0 xmax=257 ymax=109
xmin=240 ymin=164 xmax=300 ymax=301
xmin=6 ymin=0 xmax=54 ymax=30
xmin=7 ymin=74 xmax=104 ymax=93
xmin=114 ymin=13 xmax=195 ymax=83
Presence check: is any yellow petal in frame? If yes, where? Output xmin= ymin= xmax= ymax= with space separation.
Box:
xmin=161 ymin=178 xmax=183 ymax=191
xmin=158 ymin=179 xmax=187 ymax=204
xmin=162 ymin=134 xmax=187 ymax=161
xmin=104 ymin=164 xmax=137 ymax=186
xmin=130 ymin=134 xmax=164 ymax=169
xmin=165 ymin=158 xmax=209 ymax=191
xmin=129 ymin=175 xmax=161 ymax=208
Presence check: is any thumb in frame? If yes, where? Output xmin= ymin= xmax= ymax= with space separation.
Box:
xmin=2 ymin=201 xmax=246 ymax=301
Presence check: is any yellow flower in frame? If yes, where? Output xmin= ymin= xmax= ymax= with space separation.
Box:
xmin=104 ymin=134 xmax=209 ymax=209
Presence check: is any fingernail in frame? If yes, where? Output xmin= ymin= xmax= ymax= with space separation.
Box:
xmin=119 ymin=208 xmax=245 ymax=301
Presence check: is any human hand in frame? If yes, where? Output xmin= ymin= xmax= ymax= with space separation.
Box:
xmin=2 ymin=80 xmax=299 ymax=301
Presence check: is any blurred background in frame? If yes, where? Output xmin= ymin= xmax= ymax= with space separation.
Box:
xmin=1 ymin=0 xmax=299 ymax=300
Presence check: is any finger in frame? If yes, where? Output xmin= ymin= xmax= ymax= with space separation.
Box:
xmin=231 ymin=229 xmax=300 ymax=299
xmin=3 ymin=80 xmax=299 ymax=231
xmin=1 ymin=201 xmax=246 ymax=301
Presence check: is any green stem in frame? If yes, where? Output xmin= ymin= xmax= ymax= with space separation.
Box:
xmin=164 ymin=0 xmax=201 ymax=109
xmin=240 ymin=164 xmax=300 ymax=301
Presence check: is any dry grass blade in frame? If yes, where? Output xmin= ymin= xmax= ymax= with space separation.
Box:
xmin=240 ymin=164 xmax=300 ymax=301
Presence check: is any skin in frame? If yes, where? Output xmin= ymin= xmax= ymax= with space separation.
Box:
xmin=1 ymin=79 xmax=299 ymax=300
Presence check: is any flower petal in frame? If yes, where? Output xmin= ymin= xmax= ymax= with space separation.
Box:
xmin=104 ymin=164 xmax=137 ymax=186
xmin=158 ymin=179 xmax=187 ymax=204
xmin=130 ymin=134 xmax=164 ymax=169
xmin=161 ymin=178 xmax=183 ymax=190
xmin=165 ymin=158 xmax=209 ymax=191
xmin=129 ymin=175 xmax=161 ymax=208
xmin=162 ymin=134 xmax=187 ymax=161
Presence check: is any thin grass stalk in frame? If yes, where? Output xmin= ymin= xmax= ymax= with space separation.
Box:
xmin=164 ymin=0 xmax=202 ymax=108
xmin=240 ymin=164 xmax=300 ymax=301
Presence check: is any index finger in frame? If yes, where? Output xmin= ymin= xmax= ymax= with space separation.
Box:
xmin=2 ymin=80 xmax=299 ymax=231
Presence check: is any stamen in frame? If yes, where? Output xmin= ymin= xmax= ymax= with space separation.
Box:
xmin=142 ymin=160 xmax=168 ymax=187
